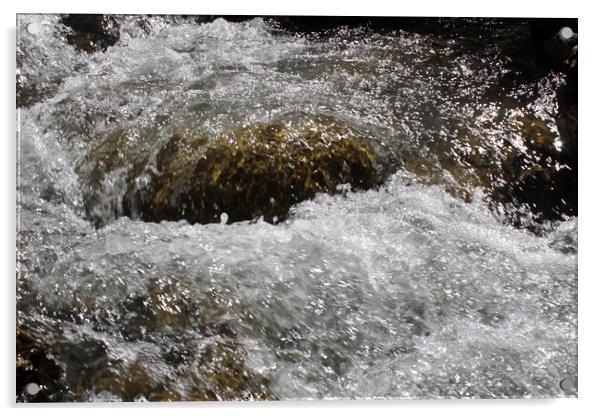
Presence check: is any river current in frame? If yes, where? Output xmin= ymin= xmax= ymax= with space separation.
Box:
xmin=16 ymin=15 xmax=577 ymax=400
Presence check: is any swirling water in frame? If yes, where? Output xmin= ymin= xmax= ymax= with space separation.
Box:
xmin=17 ymin=15 xmax=577 ymax=400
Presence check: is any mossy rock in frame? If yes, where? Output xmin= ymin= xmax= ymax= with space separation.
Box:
xmin=124 ymin=120 xmax=382 ymax=224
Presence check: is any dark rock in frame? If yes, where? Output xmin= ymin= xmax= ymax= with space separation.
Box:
xmin=490 ymin=116 xmax=577 ymax=226
xmin=19 ymin=278 xmax=273 ymax=401
xmin=269 ymin=16 xmax=381 ymax=33
xmin=124 ymin=120 xmax=382 ymax=225
xmin=542 ymin=27 xmax=577 ymax=63
xmin=270 ymin=16 xmax=528 ymax=37
xmin=57 ymin=337 xmax=117 ymax=398
xmin=16 ymin=74 xmax=40 ymax=109
xmin=16 ymin=73 xmax=63 ymax=109
xmin=528 ymin=18 xmax=578 ymax=43
xmin=399 ymin=114 xmax=576 ymax=229
xmin=523 ymin=21 xmax=578 ymax=170
xmin=556 ymin=96 xmax=577 ymax=166
xmin=192 ymin=15 xmax=416 ymax=33
xmin=556 ymin=47 xmax=578 ymax=168
xmin=506 ymin=162 xmax=577 ymax=222
xmin=16 ymin=327 xmax=71 ymax=402
xmin=61 ymin=14 xmax=120 ymax=53
xmin=119 ymin=277 xmax=206 ymax=341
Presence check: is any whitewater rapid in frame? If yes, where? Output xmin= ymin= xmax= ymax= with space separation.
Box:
xmin=17 ymin=15 xmax=577 ymax=400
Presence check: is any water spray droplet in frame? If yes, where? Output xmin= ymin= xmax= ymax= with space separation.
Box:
xmin=220 ymin=212 xmax=228 ymax=224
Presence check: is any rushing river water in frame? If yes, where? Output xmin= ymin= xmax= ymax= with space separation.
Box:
xmin=17 ymin=15 xmax=577 ymax=401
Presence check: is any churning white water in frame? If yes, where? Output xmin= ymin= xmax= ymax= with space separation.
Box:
xmin=17 ymin=15 xmax=577 ymax=400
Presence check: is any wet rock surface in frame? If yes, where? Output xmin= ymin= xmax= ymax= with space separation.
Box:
xmin=395 ymin=113 xmax=577 ymax=229
xmin=83 ymin=119 xmax=383 ymax=226
xmin=79 ymin=113 xmax=577 ymax=230
xmin=17 ymin=15 xmax=578 ymax=402
xmin=490 ymin=116 xmax=577 ymax=227
xmin=77 ymin=128 xmax=148 ymax=227
xmin=61 ymin=14 xmax=120 ymax=53
xmin=16 ymin=74 xmax=47 ymax=109
xmin=16 ymin=327 xmax=71 ymax=402
xmin=17 ymin=274 xmax=274 ymax=402
xmin=16 ymin=327 xmax=272 ymax=402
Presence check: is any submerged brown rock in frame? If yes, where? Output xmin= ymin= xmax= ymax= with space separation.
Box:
xmin=89 ymin=335 xmax=273 ymax=401
xmin=123 ymin=120 xmax=382 ymax=225
xmin=17 ymin=275 xmax=274 ymax=401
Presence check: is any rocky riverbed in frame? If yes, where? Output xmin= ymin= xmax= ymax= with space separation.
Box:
xmin=17 ymin=15 xmax=577 ymax=401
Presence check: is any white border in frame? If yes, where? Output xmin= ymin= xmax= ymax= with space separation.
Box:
xmin=3 ymin=1 xmax=601 ymax=415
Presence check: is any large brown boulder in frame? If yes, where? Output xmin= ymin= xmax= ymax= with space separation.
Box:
xmin=123 ymin=120 xmax=383 ymax=224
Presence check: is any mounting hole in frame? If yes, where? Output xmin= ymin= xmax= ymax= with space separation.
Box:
xmin=560 ymin=376 xmax=578 ymax=395
xmin=25 ymin=383 xmax=40 ymax=395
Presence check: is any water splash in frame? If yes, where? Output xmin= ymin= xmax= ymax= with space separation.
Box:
xmin=17 ymin=15 xmax=577 ymax=401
